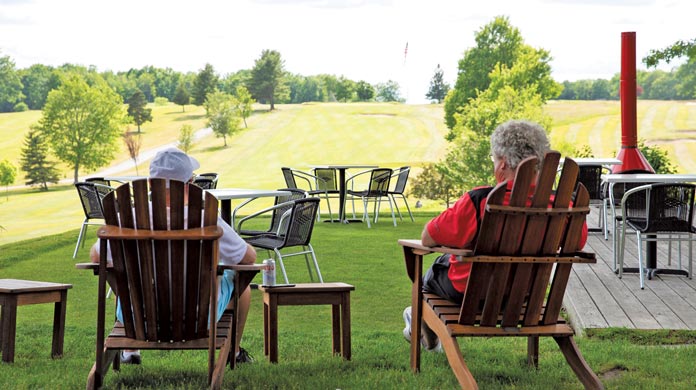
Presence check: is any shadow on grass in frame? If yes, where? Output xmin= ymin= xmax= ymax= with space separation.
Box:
xmin=171 ymin=113 xmax=206 ymax=121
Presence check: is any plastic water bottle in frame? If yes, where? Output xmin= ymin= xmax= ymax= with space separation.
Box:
xmin=262 ymin=259 xmax=276 ymax=286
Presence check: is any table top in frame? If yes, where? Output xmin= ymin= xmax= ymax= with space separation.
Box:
xmin=0 ymin=279 xmax=72 ymax=293
xmin=601 ymin=173 xmax=696 ymax=183
xmin=310 ymin=165 xmax=378 ymax=170
xmin=207 ymin=188 xmax=291 ymax=200
xmin=569 ymin=157 xmax=623 ymax=166
xmin=101 ymin=175 xmax=148 ymax=182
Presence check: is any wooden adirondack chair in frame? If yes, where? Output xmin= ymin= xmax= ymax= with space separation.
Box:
xmin=76 ymin=178 xmax=263 ymax=390
xmin=399 ymin=152 xmax=604 ymax=389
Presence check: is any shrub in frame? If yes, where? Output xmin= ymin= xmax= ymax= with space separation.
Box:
xmin=154 ymin=97 xmax=169 ymax=106
xmin=13 ymin=102 xmax=28 ymax=112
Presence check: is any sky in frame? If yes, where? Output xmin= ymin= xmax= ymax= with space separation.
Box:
xmin=0 ymin=0 xmax=693 ymax=103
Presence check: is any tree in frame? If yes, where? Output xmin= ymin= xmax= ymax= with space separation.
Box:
xmin=409 ymin=163 xmax=458 ymax=207
xmin=335 ymin=76 xmax=355 ymax=102
xmin=0 ymin=160 xmax=16 ymax=199
xmin=425 ymin=64 xmax=450 ymax=103
xmin=0 ymin=53 xmax=25 ymax=112
xmin=172 ymin=81 xmax=191 ymax=112
xmin=20 ymin=64 xmax=57 ymax=110
xmin=192 ymin=63 xmax=219 ymax=105
xmin=204 ymin=91 xmax=241 ymax=147
xmin=375 ymin=80 xmax=404 ymax=102
xmin=35 ymin=73 xmax=126 ymax=183
xmin=643 ymin=38 xmax=696 ymax=68
xmin=178 ymin=124 xmax=196 ymax=153
xmin=442 ymin=45 xmax=554 ymax=191
xmin=20 ymin=128 xmax=60 ymax=190
xmin=123 ymin=130 xmax=142 ymax=174
xmin=248 ymin=50 xmax=286 ymax=110
xmin=355 ymin=80 xmax=374 ymax=101
xmin=235 ymin=85 xmax=255 ymax=128
xmin=127 ymin=90 xmax=152 ymax=133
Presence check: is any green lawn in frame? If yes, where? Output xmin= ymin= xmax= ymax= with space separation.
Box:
xmin=2 ymin=216 xmax=696 ymax=389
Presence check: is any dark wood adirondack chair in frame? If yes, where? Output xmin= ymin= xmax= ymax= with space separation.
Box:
xmin=76 ymin=178 xmax=262 ymax=389
xmin=399 ymin=151 xmax=603 ymax=389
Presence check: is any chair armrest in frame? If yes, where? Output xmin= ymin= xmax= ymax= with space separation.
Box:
xmin=345 ymin=169 xmax=373 ymax=191
xmin=218 ymin=264 xmax=266 ymax=272
xmin=291 ymin=169 xmax=319 ymax=191
xmin=398 ymin=239 xmax=472 ymax=256
xmin=75 ymin=262 xmax=99 ymax=275
xmin=236 ymin=199 xmax=295 ymax=231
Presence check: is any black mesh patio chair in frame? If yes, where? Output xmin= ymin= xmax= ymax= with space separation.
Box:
xmin=346 ymin=167 xmax=395 ymax=228
xmin=85 ymin=177 xmax=112 ymax=188
xmin=313 ymin=167 xmax=341 ymax=221
xmin=192 ymin=172 xmax=219 ymax=189
xmin=607 ymin=181 xmax=655 ymax=270
xmin=281 ymin=167 xmax=335 ymax=221
xmin=618 ymin=183 xmax=696 ymax=289
xmin=388 ymin=166 xmax=414 ymax=222
xmin=240 ymin=198 xmax=322 ymax=283
xmin=234 ymin=188 xmax=307 ymax=237
xmin=73 ymin=182 xmax=114 ymax=259
xmin=574 ymin=165 xmax=610 ymax=235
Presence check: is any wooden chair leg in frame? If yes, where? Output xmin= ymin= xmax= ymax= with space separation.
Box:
xmin=554 ymin=336 xmax=604 ymax=390
xmin=527 ymin=336 xmax=539 ymax=368
xmin=423 ymin=304 xmax=478 ymax=389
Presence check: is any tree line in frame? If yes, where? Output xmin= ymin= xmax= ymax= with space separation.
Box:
xmin=0 ymin=50 xmax=405 ymax=114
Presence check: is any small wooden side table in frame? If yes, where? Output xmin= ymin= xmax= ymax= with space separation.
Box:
xmin=0 ymin=279 xmax=72 ymax=363
xmin=259 ymin=282 xmax=354 ymax=363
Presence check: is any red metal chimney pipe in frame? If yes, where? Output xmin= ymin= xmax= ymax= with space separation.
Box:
xmin=612 ymin=31 xmax=654 ymax=173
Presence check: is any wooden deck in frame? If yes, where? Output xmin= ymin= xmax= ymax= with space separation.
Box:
xmin=564 ymin=214 xmax=696 ymax=332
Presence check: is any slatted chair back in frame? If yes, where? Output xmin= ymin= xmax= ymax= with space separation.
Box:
xmin=462 ymin=153 xmax=589 ymax=328
xmin=99 ymin=178 xmax=220 ymax=342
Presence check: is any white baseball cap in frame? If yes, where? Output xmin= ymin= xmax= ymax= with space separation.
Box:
xmin=149 ymin=147 xmax=200 ymax=183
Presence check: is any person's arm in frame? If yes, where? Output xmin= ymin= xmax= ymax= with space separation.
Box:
xmin=421 ymin=225 xmax=437 ymax=247
xmin=239 ymin=244 xmax=256 ymax=265
xmin=90 ymin=242 xmax=99 ymax=263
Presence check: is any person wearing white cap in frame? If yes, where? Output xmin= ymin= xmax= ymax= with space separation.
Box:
xmin=90 ymin=147 xmax=257 ymax=364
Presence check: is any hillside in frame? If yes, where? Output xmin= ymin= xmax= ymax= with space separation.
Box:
xmin=1 ymin=100 xmax=696 ymax=247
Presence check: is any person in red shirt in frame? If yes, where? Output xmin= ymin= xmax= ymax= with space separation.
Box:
xmin=404 ymin=119 xmax=587 ymax=351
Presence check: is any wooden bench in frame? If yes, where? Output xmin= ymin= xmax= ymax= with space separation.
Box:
xmin=259 ymin=283 xmax=354 ymax=362
xmin=0 ymin=279 xmax=72 ymax=363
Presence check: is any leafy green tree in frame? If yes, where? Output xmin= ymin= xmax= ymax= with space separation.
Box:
xmin=35 ymin=73 xmax=126 ymax=183
xmin=444 ymin=16 xmax=522 ymax=129
xmin=136 ymin=72 xmax=157 ymax=102
xmin=0 ymin=160 xmax=16 ymax=199
xmin=643 ymin=38 xmax=696 ymax=68
xmin=19 ymin=64 xmax=57 ymax=109
xmin=335 ymin=76 xmax=355 ymax=102
xmin=127 ymin=90 xmax=152 ymax=133
xmin=178 ymin=124 xmax=196 ymax=153
xmin=192 ymin=63 xmax=219 ymax=105
xmin=248 ymin=50 xmax=286 ymax=110
xmin=443 ymin=50 xmax=553 ymax=191
xmin=234 ymin=85 xmax=254 ymax=128
xmin=375 ymin=80 xmax=404 ymax=102
xmin=204 ymin=91 xmax=241 ymax=147
xmin=20 ymin=128 xmax=60 ymax=190
xmin=0 ymin=53 xmax=25 ymax=112
xmin=426 ymin=64 xmax=450 ymax=103
xmin=173 ymin=81 xmax=191 ymax=112
xmin=409 ymin=163 xmax=459 ymax=207
xmin=355 ymin=80 xmax=374 ymax=101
